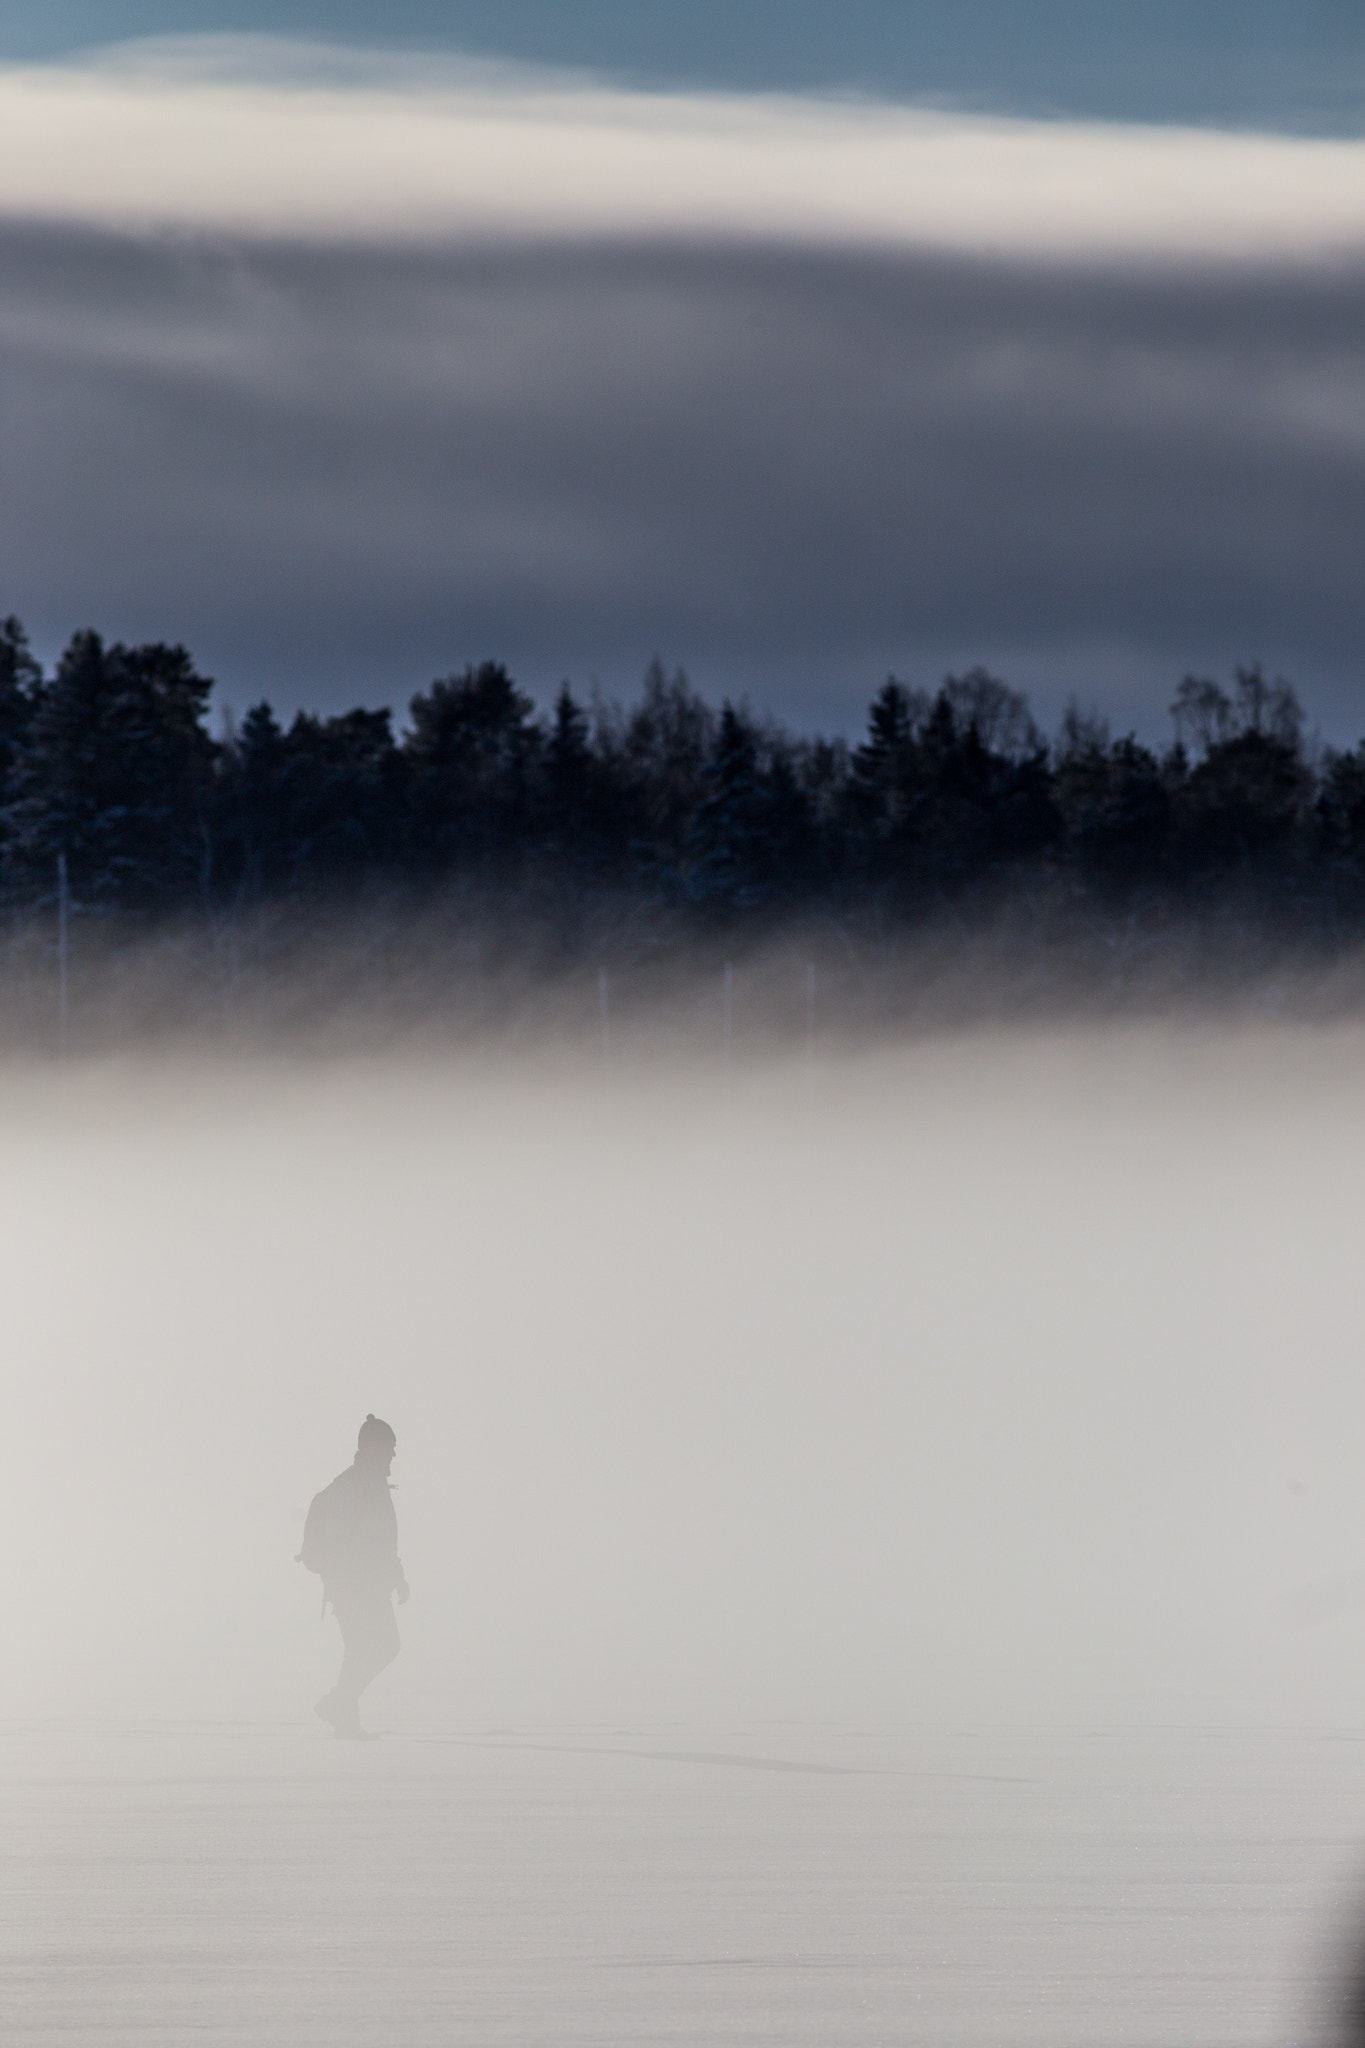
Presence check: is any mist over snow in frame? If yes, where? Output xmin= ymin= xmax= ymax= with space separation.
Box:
xmin=4 ymin=1026 xmax=1365 ymax=1733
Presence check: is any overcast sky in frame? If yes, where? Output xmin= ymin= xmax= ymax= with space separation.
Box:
xmin=1 ymin=13 xmax=1363 ymax=739
xmin=7 ymin=3 xmax=1365 ymax=132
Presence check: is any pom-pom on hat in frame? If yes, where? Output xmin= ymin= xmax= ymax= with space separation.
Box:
xmin=358 ymin=1412 xmax=397 ymax=1453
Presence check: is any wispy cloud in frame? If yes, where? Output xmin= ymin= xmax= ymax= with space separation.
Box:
xmin=3 ymin=37 xmax=1365 ymax=257
xmin=1 ymin=37 xmax=1363 ymax=730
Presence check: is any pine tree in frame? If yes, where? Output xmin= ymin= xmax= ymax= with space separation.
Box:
xmin=4 ymin=632 xmax=215 ymax=906
xmin=218 ymin=701 xmax=287 ymax=897
xmin=0 ymin=616 xmax=41 ymax=821
xmin=684 ymin=703 xmax=769 ymax=909
xmin=849 ymin=680 xmax=922 ymax=836
xmin=405 ymin=661 xmax=539 ymax=872
xmin=540 ymin=682 xmax=618 ymax=870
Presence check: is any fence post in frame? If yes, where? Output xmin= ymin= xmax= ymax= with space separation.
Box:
xmin=723 ymin=961 xmax=733 ymax=1070
xmin=57 ymin=852 xmax=69 ymax=1056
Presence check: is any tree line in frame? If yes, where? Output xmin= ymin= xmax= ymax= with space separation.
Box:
xmin=3 ymin=613 xmax=1365 ymax=936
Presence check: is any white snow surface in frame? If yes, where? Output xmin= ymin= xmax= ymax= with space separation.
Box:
xmin=3 ymin=1719 xmax=1363 ymax=2046
xmin=5 ymin=1028 xmax=1365 ymax=2040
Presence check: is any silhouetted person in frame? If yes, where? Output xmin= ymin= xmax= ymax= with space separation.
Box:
xmin=297 ymin=1413 xmax=409 ymax=1737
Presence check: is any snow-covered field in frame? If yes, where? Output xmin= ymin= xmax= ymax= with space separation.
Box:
xmin=4 ymin=1719 xmax=1364 ymax=2046
xmin=6 ymin=1027 xmax=1365 ymax=2041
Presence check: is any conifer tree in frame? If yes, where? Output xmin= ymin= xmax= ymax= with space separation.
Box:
xmin=540 ymin=683 xmax=623 ymax=870
xmin=0 ymin=616 xmax=41 ymax=820
xmin=405 ymin=661 xmax=539 ymax=871
xmin=219 ymin=701 xmax=287 ymax=897
xmin=4 ymin=632 xmax=215 ymax=905
xmin=684 ymin=703 xmax=769 ymax=909
xmin=278 ymin=707 xmax=401 ymax=886
xmin=848 ymin=679 xmax=927 ymax=871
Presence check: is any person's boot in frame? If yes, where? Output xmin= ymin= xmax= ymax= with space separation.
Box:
xmin=314 ymin=1689 xmax=365 ymax=1737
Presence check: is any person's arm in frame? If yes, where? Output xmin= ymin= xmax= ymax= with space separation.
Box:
xmin=384 ymin=1491 xmax=408 ymax=1601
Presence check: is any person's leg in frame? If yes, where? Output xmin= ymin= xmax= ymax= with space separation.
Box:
xmin=338 ymin=1595 xmax=400 ymax=1701
xmin=317 ymin=1595 xmax=400 ymax=1733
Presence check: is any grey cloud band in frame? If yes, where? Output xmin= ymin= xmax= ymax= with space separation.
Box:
xmin=2 ymin=224 xmax=1362 ymax=732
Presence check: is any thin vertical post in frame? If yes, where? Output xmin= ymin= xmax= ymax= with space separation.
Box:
xmin=723 ymin=960 xmax=733 ymax=1070
xmin=806 ymin=961 xmax=816 ymax=1063
xmin=57 ymin=852 xmax=69 ymax=1056
xmin=598 ymin=966 xmax=611 ymax=1064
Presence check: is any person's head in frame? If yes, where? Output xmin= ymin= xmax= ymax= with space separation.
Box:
xmin=356 ymin=1412 xmax=397 ymax=1475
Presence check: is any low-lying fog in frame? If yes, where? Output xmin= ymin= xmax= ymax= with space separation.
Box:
xmin=4 ymin=1023 xmax=1364 ymax=1731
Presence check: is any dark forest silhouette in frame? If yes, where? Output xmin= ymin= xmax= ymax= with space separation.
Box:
xmin=4 ymin=613 xmax=1365 ymax=973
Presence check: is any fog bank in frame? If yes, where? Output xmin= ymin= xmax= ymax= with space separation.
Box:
xmin=3 ymin=1025 xmax=1364 ymax=1731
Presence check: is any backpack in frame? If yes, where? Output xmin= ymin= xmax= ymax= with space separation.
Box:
xmin=296 ymin=1475 xmax=344 ymax=1583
